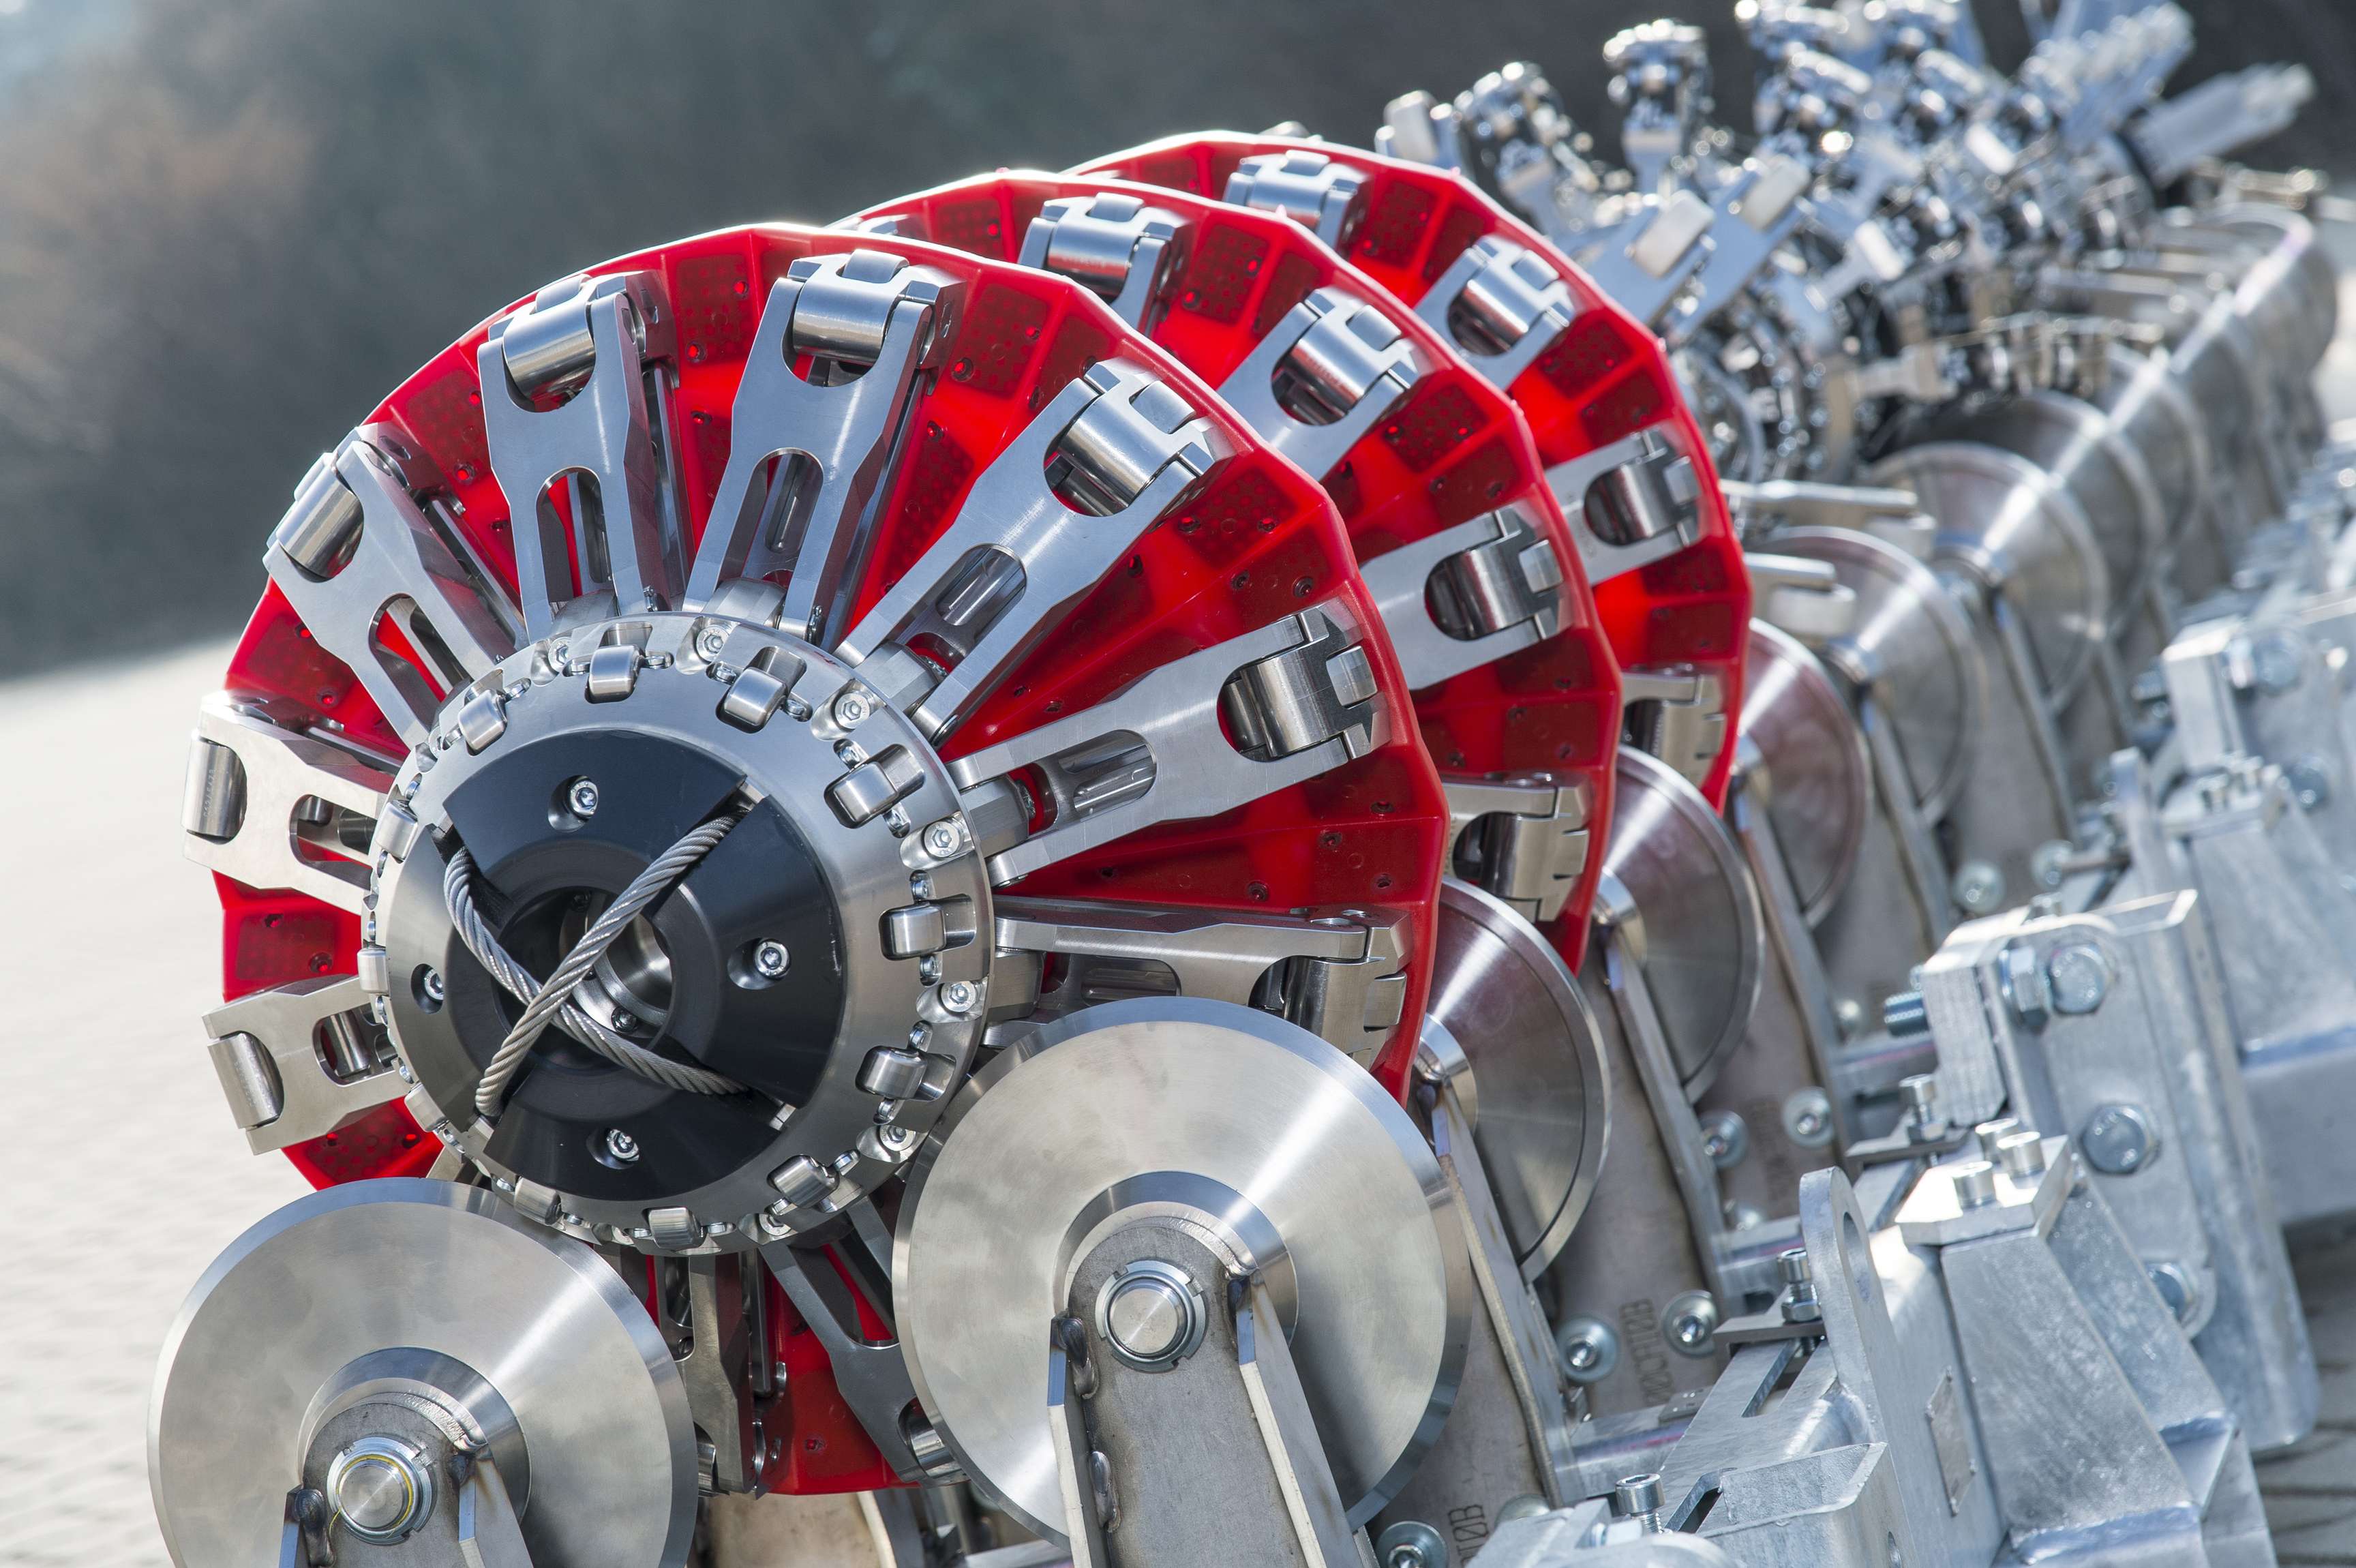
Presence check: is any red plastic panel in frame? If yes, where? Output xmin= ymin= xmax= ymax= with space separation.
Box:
xmin=1076 ymin=134 xmax=1751 ymax=807
xmin=855 ymin=171 xmax=1622 ymax=962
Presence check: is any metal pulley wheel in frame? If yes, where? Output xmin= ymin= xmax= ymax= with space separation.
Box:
xmin=1595 ymin=746 xmax=1763 ymax=1099
xmin=151 ymin=1179 xmax=696 ymax=1568
xmin=1740 ymin=620 xmax=1870 ymax=924
xmin=893 ymin=997 xmax=1470 ymax=1539
xmin=1870 ymin=440 xmax=2109 ymax=701
xmin=1424 ymin=877 xmax=1611 ymax=1277
xmin=1764 ymin=524 xmax=1985 ymax=820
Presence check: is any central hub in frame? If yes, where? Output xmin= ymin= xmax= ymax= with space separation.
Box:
xmin=371 ymin=608 xmax=995 ymax=1246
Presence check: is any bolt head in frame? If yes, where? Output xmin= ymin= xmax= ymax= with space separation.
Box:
xmin=1663 ymin=1289 xmax=1719 ymax=1355
xmin=602 ymin=1127 xmax=641 ymax=1164
xmin=1952 ymin=859 xmax=2004 ymax=915
xmin=420 ymin=968 xmax=445 ymax=1004
xmin=2045 ymin=943 xmax=2111 ymax=1015
xmin=939 ymin=979 xmax=979 ymax=1014
xmin=1782 ymin=1087 xmax=1836 ymax=1149
xmin=922 ymin=819 xmax=963 ymax=858
xmin=1555 ymin=1315 xmax=1619 ymax=1383
xmin=1700 ymin=1109 xmax=1749 ymax=1169
xmin=832 ymin=689 xmax=871 ymax=727
xmin=753 ymin=940 xmax=791 ymax=979
xmin=567 ymin=777 xmax=601 ymax=817
xmin=696 ymin=627 xmax=727 ymax=659
xmin=2081 ymin=1102 xmax=2156 ymax=1175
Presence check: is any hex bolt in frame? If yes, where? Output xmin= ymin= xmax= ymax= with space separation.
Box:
xmin=1832 ymin=996 xmax=1866 ymax=1038
xmin=937 ymin=979 xmax=980 ymax=1014
xmin=1974 ymin=1117 xmax=2022 ymax=1160
xmin=1700 ymin=1109 xmax=1749 ymax=1169
xmin=753 ymin=940 xmax=791 ymax=980
xmin=1663 ymin=1290 xmax=1720 ymax=1356
xmin=1611 ymin=1473 xmax=1666 ymax=1533
xmin=1901 ymin=1074 xmax=1945 ymax=1141
xmin=1997 ymin=1130 xmax=2049 ymax=1179
xmin=601 ymin=1127 xmax=641 ymax=1165
xmin=1556 ymin=1315 xmax=1620 ymax=1383
xmin=1779 ymin=1248 xmax=1822 ymax=1324
xmin=832 ymin=689 xmax=873 ymax=727
xmin=1951 ymin=858 xmax=2004 ymax=915
xmin=1883 ymin=990 xmax=1931 ymax=1038
xmin=1951 ymin=1159 xmax=2000 ymax=1209
xmin=567 ymin=777 xmax=601 ymax=819
xmin=2046 ymin=943 xmax=2111 ymax=1015
xmin=420 ymin=968 xmax=447 ymax=1005
xmin=1375 ymin=1521 xmax=1447 ymax=1568
xmin=2147 ymin=1259 xmax=2200 ymax=1325
xmin=921 ymin=819 xmax=965 ymax=858
xmin=695 ymin=626 xmax=727 ymax=659
xmin=2080 ymin=1103 xmax=2158 ymax=1175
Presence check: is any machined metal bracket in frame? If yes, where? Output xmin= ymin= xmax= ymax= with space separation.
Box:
xmin=1547 ymin=427 xmax=1704 ymax=587
xmin=1416 ymin=235 xmax=1582 ymax=391
xmin=948 ymin=601 xmax=1388 ymax=884
xmin=183 ymin=693 xmax=393 ymax=912
xmin=1445 ymin=774 xmax=1591 ymax=923
xmin=683 ymin=249 xmax=963 ymax=642
xmin=1020 ymin=192 xmax=1190 ymax=328
xmin=992 ymin=897 xmax=1408 ymax=1065
xmin=836 ymin=359 xmax=1227 ymax=740
xmin=264 ymin=427 xmax=520 ymax=747
xmin=1571 ymin=190 xmax=1715 ymax=329
xmin=202 ymin=976 xmax=402 ymax=1155
xmin=1621 ymin=666 xmax=1727 ymax=790
xmin=479 ymin=269 xmax=686 ymax=637
xmin=1217 ymin=286 xmax=1424 ymax=481
xmin=1222 ymin=149 xmax=1368 ymax=247
xmin=1361 ymin=506 xmax=1569 ymax=691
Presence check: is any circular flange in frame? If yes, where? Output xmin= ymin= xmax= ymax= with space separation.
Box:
xmin=893 ymin=997 xmax=1469 ymax=1539
xmin=151 ymin=1179 xmax=696 ymax=1568
xmin=1869 ymin=440 xmax=2109 ymax=702
xmin=374 ymin=609 xmax=993 ymax=1248
xmin=1598 ymin=747 xmax=1763 ymax=1101
xmin=1425 ymin=877 xmax=1610 ymax=1278
xmin=1740 ymin=622 xmax=1870 ymax=925
xmin=1768 ymin=525 xmax=1985 ymax=820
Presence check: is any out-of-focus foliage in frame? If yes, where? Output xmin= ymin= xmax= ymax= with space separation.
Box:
xmin=0 ymin=0 xmax=2339 ymax=676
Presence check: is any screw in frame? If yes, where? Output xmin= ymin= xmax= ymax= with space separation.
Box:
xmin=1779 ymin=1248 xmax=1822 ymax=1323
xmin=1952 ymin=859 xmax=2004 ymax=915
xmin=833 ymin=689 xmax=872 ymax=726
xmin=2046 ymin=944 xmax=2111 ymax=1015
xmin=1882 ymin=990 xmax=1930 ymax=1038
xmin=2147 ymin=1259 xmax=2200 ymax=1325
xmin=753 ymin=940 xmax=790 ymax=980
xmin=1783 ymin=1086 xmax=1835 ymax=1149
xmin=1724 ymin=1200 xmax=1766 ymax=1232
xmin=1901 ymin=1074 xmax=1945 ymax=1141
xmin=939 ymin=980 xmax=980 ymax=1014
xmin=1375 ymin=1521 xmax=1447 ymax=1568
xmin=1951 ymin=1159 xmax=2000 ymax=1209
xmin=921 ymin=819 xmax=964 ymax=858
xmin=420 ymin=968 xmax=446 ymax=1004
xmin=2251 ymin=633 xmax=2303 ymax=694
xmin=2287 ymin=756 xmax=2333 ymax=811
xmin=1664 ymin=1290 xmax=1720 ymax=1356
xmin=1556 ymin=1316 xmax=1620 ymax=1383
xmin=567 ymin=777 xmax=601 ymax=818
xmin=1700 ymin=1109 xmax=1749 ymax=1169
xmin=1832 ymin=995 xmax=1865 ymax=1038
xmin=602 ymin=1127 xmax=641 ymax=1165
xmin=1612 ymin=1473 xmax=1665 ymax=1533
xmin=2081 ymin=1102 xmax=2156 ymax=1175
xmin=696 ymin=626 xmax=727 ymax=659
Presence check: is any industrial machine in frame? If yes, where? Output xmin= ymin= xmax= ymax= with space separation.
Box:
xmin=155 ymin=3 xmax=2356 ymax=1563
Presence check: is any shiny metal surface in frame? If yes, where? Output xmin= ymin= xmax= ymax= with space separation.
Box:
xmin=150 ymin=1178 xmax=697 ymax=1568
xmin=1598 ymin=748 xmax=1763 ymax=1100
xmin=894 ymin=997 xmax=1468 ymax=1539
xmin=1740 ymin=622 xmax=1871 ymax=924
xmin=1425 ymin=878 xmax=1612 ymax=1279
xmin=1766 ymin=526 xmax=1985 ymax=819
xmin=1871 ymin=441 xmax=2109 ymax=701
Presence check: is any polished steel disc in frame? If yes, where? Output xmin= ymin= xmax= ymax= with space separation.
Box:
xmin=151 ymin=1179 xmax=696 ymax=1568
xmin=1599 ymin=747 xmax=1763 ymax=1100
xmin=1767 ymin=526 xmax=1985 ymax=819
xmin=1870 ymin=441 xmax=2108 ymax=701
xmin=894 ymin=997 xmax=1469 ymax=1539
xmin=1741 ymin=622 xmax=1870 ymax=924
xmin=1427 ymin=878 xmax=1611 ymax=1278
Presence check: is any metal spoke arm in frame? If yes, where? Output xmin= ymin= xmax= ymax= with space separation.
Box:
xmin=183 ymin=693 xmax=393 ymax=912
xmin=1359 ymin=504 xmax=1570 ymax=691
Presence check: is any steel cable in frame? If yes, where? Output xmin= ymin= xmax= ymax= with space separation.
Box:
xmin=442 ymin=810 xmax=750 ymax=1117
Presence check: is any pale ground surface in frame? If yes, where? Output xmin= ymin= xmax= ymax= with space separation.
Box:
xmin=5 ymin=230 xmax=2356 ymax=1567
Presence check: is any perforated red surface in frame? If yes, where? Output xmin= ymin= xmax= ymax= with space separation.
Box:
xmin=855 ymin=170 xmax=1622 ymax=962
xmin=1076 ymin=134 xmax=1751 ymax=808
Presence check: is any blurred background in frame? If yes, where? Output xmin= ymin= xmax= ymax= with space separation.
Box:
xmin=1 ymin=3 xmax=2353 ymax=1564
xmin=0 ymin=0 xmax=2345 ymax=679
